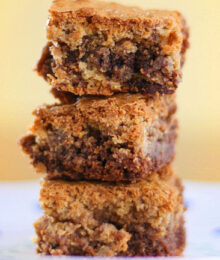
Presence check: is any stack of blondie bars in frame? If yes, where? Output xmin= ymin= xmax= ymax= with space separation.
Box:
xmin=20 ymin=0 xmax=189 ymax=256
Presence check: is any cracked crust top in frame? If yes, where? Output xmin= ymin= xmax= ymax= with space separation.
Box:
xmin=51 ymin=0 xmax=183 ymax=27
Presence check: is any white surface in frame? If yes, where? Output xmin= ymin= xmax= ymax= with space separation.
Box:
xmin=0 ymin=181 xmax=220 ymax=259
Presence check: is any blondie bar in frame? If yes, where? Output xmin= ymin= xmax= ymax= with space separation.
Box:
xmin=20 ymin=93 xmax=177 ymax=181
xmin=34 ymin=172 xmax=185 ymax=256
xmin=37 ymin=0 xmax=189 ymax=96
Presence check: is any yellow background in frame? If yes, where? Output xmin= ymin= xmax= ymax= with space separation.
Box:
xmin=0 ymin=0 xmax=220 ymax=181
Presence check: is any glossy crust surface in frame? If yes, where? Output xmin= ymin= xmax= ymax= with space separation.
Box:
xmin=36 ymin=0 xmax=189 ymax=96
xmin=34 ymin=173 xmax=185 ymax=256
xmin=20 ymin=93 xmax=177 ymax=181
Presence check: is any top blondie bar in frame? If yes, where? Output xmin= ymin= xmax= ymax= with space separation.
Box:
xmin=37 ymin=0 xmax=189 ymax=96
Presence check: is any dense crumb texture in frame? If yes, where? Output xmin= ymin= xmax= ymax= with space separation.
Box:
xmin=34 ymin=174 xmax=185 ymax=256
xmin=35 ymin=216 xmax=185 ymax=256
xmin=36 ymin=0 xmax=189 ymax=96
xmin=20 ymin=94 xmax=177 ymax=181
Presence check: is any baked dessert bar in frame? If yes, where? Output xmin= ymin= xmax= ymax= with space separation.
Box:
xmin=37 ymin=0 xmax=189 ymax=96
xmin=20 ymin=93 xmax=177 ymax=181
xmin=34 ymin=172 xmax=185 ymax=256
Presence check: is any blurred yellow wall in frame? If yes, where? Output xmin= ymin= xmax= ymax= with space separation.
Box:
xmin=0 ymin=0 xmax=220 ymax=181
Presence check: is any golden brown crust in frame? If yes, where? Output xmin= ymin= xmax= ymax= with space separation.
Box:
xmin=34 ymin=174 xmax=185 ymax=256
xmin=20 ymin=93 xmax=177 ymax=181
xmin=51 ymin=0 xmax=183 ymax=24
xmin=36 ymin=0 xmax=189 ymax=96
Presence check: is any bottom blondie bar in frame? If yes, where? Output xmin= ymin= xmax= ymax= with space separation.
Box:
xmin=34 ymin=172 xmax=185 ymax=256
